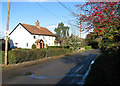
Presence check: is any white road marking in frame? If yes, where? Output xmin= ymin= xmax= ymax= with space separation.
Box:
xmin=77 ymin=59 xmax=96 ymax=86
xmin=67 ymin=74 xmax=83 ymax=77
xmin=91 ymin=60 xmax=95 ymax=64
xmin=75 ymin=65 xmax=84 ymax=73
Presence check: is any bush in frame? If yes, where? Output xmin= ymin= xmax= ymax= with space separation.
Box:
xmin=32 ymin=44 xmax=36 ymax=49
xmin=8 ymin=48 xmax=72 ymax=64
xmin=85 ymin=46 xmax=92 ymax=50
xmin=0 ymin=51 xmax=5 ymax=64
xmin=48 ymin=45 xmax=69 ymax=49
xmin=46 ymin=44 xmax=48 ymax=49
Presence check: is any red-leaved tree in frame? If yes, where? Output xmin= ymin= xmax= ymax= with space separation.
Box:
xmin=74 ymin=2 xmax=120 ymax=40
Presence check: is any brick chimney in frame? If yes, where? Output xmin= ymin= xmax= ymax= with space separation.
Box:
xmin=35 ymin=20 xmax=39 ymax=26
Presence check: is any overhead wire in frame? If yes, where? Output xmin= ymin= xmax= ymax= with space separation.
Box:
xmin=57 ymin=0 xmax=74 ymax=14
xmin=35 ymin=2 xmax=76 ymax=26
xmin=35 ymin=2 xmax=65 ymax=21
xmin=56 ymin=0 xmax=80 ymax=28
xmin=35 ymin=1 xmax=80 ymax=35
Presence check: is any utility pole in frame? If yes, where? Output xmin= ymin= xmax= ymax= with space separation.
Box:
xmin=69 ymin=23 xmax=82 ymax=38
xmin=5 ymin=0 xmax=10 ymax=65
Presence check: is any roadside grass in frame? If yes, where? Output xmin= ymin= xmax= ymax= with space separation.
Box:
xmin=78 ymin=48 xmax=93 ymax=52
xmin=1 ymin=65 xmax=16 ymax=70
xmin=84 ymin=49 xmax=120 ymax=85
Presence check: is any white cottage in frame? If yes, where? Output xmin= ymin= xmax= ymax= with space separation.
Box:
xmin=9 ymin=20 xmax=59 ymax=49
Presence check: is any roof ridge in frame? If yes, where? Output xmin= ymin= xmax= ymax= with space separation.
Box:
xmin=20 ymin=23 xmax=35 ymax=27
xmin=21 ymin=23 xmax=45 ymax=29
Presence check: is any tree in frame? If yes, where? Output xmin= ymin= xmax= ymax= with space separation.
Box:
xmin=54 ymin=25 xmax=61 ymax=41
xmin=75 ymin=2 xmax=119 ymax=36
xmin=75 ymin=2 xmax=120 ymax=50
xmin=54 ymin=22 xmax=69 ymax=47
xmin=85 ymin=32 xmax=102 ymax=49
xmin=68 ymin=34 xmax=82 ymax=51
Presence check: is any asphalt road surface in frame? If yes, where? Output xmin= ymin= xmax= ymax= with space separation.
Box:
xmin=2 ymin=49 xmax=100 ymax=85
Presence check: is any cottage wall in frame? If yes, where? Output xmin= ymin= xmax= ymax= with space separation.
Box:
xmin=10 ymin=24 xmax=56 ymax=49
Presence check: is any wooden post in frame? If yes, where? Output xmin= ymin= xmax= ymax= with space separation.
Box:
xmin=5 ymin=0 xmax=10 ymax=65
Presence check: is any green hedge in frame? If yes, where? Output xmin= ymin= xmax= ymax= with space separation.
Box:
xmin=85 ymin=46 xmax=92 ymax=50
xmin=48 ymin=45 xmax=69 ymax=49
xmin=0 ymin=51 xmax=5 ymax=64
xmin=8 ymin=49 xmax=72 ymax=64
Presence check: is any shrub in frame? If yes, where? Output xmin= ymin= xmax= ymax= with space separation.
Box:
xmin=46 ymin=44 xmax=48 ymax=49
xmin=8 ymin=48 xmax=72 ymax=64
xmin=32 ymin=44 xmax=36 ymax=49
xmin=68 ymin=35 xmax=82 ymax=51
xmin=0 ymin=51 xmax=5 ymax=64
xmin=85 ymin=46 xmax=92 ymax=50
xmin=48 ymin=45 xmax=69 ymax=49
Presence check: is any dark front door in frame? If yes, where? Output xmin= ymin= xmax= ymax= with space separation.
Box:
xmin=40 ymin=43 xmax=42 ymax=48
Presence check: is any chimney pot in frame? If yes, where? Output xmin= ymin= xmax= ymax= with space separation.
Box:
xmin=35 ymin=20 xmax=39 ymax=26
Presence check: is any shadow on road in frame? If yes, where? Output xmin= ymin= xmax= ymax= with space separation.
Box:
xmin=56 ymin=50 xmax=99 ymax=86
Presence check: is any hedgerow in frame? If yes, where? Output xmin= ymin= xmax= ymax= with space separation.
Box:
xmin=8 ymin=48 xmax=72 ymax=64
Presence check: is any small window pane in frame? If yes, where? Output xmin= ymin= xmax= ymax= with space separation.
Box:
xmin=15 ymin=43 xmax=18 ymax=45
xmin=26 ymin=43 xmax=28 ymax=47
xmin=33 ymin=36 xmax=36 ymax=39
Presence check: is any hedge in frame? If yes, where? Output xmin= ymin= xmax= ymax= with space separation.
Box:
xmin=0 ymin=51 xmax=5 ymax=64
xmin=85 ymin=46 xmax=92 ymax=50
xmin=8 ymin=48 xmax=72 ymax=64
xmin=48 ymin=45 xmax=69 ymax=49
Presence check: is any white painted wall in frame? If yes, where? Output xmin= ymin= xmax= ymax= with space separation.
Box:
xmin=10 ymin=24 xmax=56 ymax=49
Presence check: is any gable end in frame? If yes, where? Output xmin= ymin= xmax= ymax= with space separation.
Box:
xmin=9 ymin=23 xmax=32 ymax=35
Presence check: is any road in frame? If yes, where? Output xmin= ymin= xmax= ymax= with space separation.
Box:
xmin=2 ymin=49 xmax=100 ymax=85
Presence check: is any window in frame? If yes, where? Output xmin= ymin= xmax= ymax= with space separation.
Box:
xmin=43 ymin=36 xmax=45 ymax=39
xmin=15 ymin=43 xmax=18 ymax=46
xmin=33 ymin=36 xmax=36 ymax=39
xmin=15 ymin=43 xmax=18 ymax=45
xmin=26 ymin=43 xmax=28 ymax=47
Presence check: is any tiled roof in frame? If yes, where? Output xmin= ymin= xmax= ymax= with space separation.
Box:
xmin=20 ymin=23 xmax=55 ymax=36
